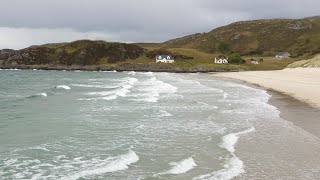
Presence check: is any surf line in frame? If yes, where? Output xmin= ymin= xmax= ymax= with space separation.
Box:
xmin=194 ymin=126 xmax=255 ymax=180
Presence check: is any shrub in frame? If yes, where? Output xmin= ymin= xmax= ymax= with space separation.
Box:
xmin=228 ymin=53 xmax=246 ymax=64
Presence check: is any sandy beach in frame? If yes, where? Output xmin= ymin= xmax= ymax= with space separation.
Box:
xmin=213 ymin=68 xmax=320 ymax=109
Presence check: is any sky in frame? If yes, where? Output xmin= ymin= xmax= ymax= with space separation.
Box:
xmin=0 ymin=0 xmax=319 ymax=49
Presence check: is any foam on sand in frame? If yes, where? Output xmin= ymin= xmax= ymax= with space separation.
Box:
xmin=194 ymin=126 xmax=255 ymax=180
xmin=160 ymin=157 xmax=197 ymax=175
xmin=56 ymin=85 xmax=71 ymax=90
xmin=62 ymin=149 xmax=139 ymax=180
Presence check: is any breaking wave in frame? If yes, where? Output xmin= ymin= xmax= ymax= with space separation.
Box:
xmin=62 ymin=149 xmax=139 ymax=180
xmin=78 ymin=77 xmax=138 ymax=101
xmin=36 ymin=93 xmax=47 ymax=97
xmin=194 ymin=126 xmax=255 ymax=180
xmin=56 ymin=85 xmax=71 ymax=90
xmin=160 ymin=157 xmax=197 ymax=175
xmin=131 ymin=77 xmax=177 ymax=103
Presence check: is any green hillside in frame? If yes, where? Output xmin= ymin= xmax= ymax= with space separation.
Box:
xmin=161 ymin=16 xmax=320 ymax=57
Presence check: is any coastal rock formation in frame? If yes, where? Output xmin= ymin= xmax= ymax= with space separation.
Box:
xmin=0 ymin=40 xmax=144 ymax=67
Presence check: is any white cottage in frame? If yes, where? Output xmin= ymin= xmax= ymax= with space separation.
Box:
xmin=214 ymin=57 xmax=228 ymax=64
xmin=251 ymin=60 xmax=259 ymax=65
xmin=275 ymin=52 xmax=291 ymax=58
xmin=156 ymin=55 xmax=174 ymax=63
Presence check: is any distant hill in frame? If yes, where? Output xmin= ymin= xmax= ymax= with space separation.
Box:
xmin=161 ymin=16 xmax=320 ymax=57
xmin=0 ymin=40 xmax=144 ymax=67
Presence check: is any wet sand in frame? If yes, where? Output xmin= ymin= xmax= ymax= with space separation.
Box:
xmin=212 ymin=68 xmax=320 ymax=138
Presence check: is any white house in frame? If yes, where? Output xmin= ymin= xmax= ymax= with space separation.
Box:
xmin=251 ymin=60 xmax=259 ymax=65
xmin=156 ymin=55 xmax=174 ymax=63
xmin=214 ymin=57 xmax=228 ymax=64
xmin=275 ymin=52 xmax=291 ymax=58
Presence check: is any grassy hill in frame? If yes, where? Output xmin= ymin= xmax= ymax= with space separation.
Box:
xmin=2 ymin=16 xmax=319 ymax=71
xmin=0 ymin=40 xmax=144 ymax=66
xmin=287 ymin=54 xmax=320 ymax=68
xmin=160 ymin=16 xmax=320 ymax=57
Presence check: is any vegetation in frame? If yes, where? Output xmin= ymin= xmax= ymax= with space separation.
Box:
xmin=161 ymin=16 xmax=320 ymax=57
xmin=228 ymin=53 xmax=246 ymax=64
xmin=287 ymin=55 xmax=320 ymax=68
xmin=2 ymin=17 xmax=320 ymax=71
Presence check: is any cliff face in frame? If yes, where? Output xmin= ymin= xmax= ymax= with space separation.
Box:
xmin=0 ymin=40 xmax=145 ymax=67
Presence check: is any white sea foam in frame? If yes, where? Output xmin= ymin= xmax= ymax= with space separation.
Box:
xmin=197 ymin=102 xmax=219 ymax=109
xmin=219 ymin=126 xmax=255 ymax=153
xmin=194 ymin=127 xmax=255 ymax=180
xmin=79 ymin=77 xmax=138 ymax=101
xmin=101 ymin=70 xmax=117 ymax=72
xmin=160 ymin=157 xmax=197 ymax=175
xmin=37 ymin=93 xmax=47 ymax=97
xmin=78 ymin=95 xmax=118 ymax=101
xmin=61 ymin=149 xmax=139 ymax=180
xmin=157 ymin=110 xmax=172 ymax=117
xmin=223 ymin=92 xmax=228 ymax=99
xmin=193 ymin=156 xmax=244 ymax=180
xmin=56 ymin=85 xmax=71 ymax=90
xmin=132 ymin=77 xmax=177 ymax=103
xmin=127 ymin=71 xmax=136 ymax=75
xmin=71 ymin=84 xmax=118 ymax=89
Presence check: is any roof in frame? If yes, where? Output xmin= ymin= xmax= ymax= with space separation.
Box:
xmin=276 ymin=52 xmax=290 ymax=56
xmin=156 ymin=55 xmax=174 ymax=60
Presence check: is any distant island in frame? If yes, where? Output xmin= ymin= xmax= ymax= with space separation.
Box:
xmin=1 ymin=16 xmax=319 ymax=72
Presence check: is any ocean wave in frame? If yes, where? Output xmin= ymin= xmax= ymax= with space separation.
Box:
xmin=71 ymin=84 xmax=118 ymax=89
xmin=56 ymin=85 xmax=71 ymax=90
xmin=220 ymin=127 xmax=255 ymax=153
xmin=157 ymin=110 xmax=172 ymax=117
xmin=194 ymin=127 xmax=255 ymax=180
xmin=36 ymin=93 xmax=47 ymax=97
xmin=100 ymin=70 xmax=117 ymax=73
xmin=78 ymin=95 xmax=118 ymax=101
xmin=131 ymin=77 xmax=177 ymax=103
xmin=197 ymin=102 xmax=219 ymax=109
xmin=61 ymin=149 xmax=139 ymax=180
xmin=160 ymin=157 xmax=197 ymax=175
xmin=193 ymin=157 xmax=244 ymax=180
xmin=127 ymin=71 xmax=136 ymax=75
xmin=79 ymin=77 xmax=138 ymax=101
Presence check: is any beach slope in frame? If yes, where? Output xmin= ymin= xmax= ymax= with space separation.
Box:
xmin=213 ymin=68 xmax=320 ymax=108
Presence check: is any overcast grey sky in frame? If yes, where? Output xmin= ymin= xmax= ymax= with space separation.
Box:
xmin=0 ymin=0 xmax=319 ymax=49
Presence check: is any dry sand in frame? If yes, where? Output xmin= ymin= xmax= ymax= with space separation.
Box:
xmin=213 ymin=68 xmax=320 ymax=109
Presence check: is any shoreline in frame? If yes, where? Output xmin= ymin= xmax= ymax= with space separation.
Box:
xmin=212 ymin=68 xmax=320 ymax=109
xmin=212 ymin=72 xmax=320 ymax=138
xmin=0 ymin=65 xmax=240 ymax=73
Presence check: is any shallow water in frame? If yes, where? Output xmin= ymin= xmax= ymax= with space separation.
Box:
xmin=0 ymin=70 xmax=319 ymax=179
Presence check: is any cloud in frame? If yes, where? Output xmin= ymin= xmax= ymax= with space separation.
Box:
xmin=0 ymin=0 xmax=319 ymax=49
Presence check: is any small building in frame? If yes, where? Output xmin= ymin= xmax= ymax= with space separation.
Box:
xmin=251 ymin=60 xmax=259 ymax=65
xmin=214 ymin=57 xmax=228 ymax=64
xmin=275 ymin=52 xmax=291 ymax=58
xmin=156 ymin=55 xmax=174 ymax=63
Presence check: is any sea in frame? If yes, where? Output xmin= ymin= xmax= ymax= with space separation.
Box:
xmin=0 ymin=69 xmax=320 ymax=180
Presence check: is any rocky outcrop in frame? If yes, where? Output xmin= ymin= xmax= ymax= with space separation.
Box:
xmin=0 ymin=40 xmax=145 ymax=67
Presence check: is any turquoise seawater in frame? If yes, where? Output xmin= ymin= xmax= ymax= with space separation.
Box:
xmin=0 ymin=69 xmax=319 ymax=180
